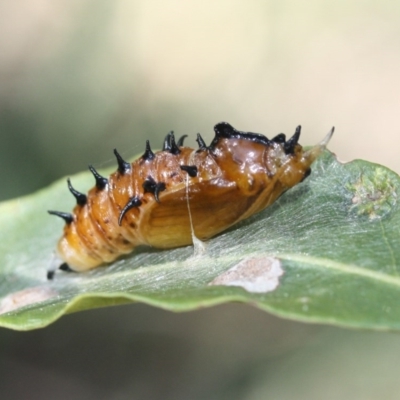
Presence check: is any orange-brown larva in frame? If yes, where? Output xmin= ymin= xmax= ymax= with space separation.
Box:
xmin=48 ymin=122 xmax=333 ymax=279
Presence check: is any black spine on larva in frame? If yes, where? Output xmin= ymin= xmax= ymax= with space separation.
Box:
xmin=180 ymin=165 xmax=198 ymax=177
xmin=88 ymin=165 xmax=108 ymax=190
xmin=67 ymin=178 xmax=87 ymax=206
xmin=162 ymin=131 xmax=173 ymax=152
xmin=142 ymin=140 xmax=155 ymax=161
xmin=118 ymin=196 xmax=142 ymax=226
xmin=113 ymin=148 xmax=131 ymax=174
xmin=271 ymin=133 xmax=286 ymax=144
xmin=59 ymin=262 xmax=74 ymax=272
xmin=142 ymin=176 xmax=166 ymax=203
xmin=210 ymin=122 xmax=272 ymax=149
xmin=284 ymin=125 xmax=301 ymax=155
xmin=169 ymin=133 xmax=180 ymax=154
xmin=163 ymin=131 xmax=180 ymax=154
xmin=196 ymin=133 xmax=207 ymax=151
xmin=213 ymin=122 xmax=235 ymax=139
xmin=48 ymin=263 xmax=73 ymax=280
xmin=176 ymin=135 xmax=188 ymax=147
xmin=48 ymin=210 xmax=73 ymax=224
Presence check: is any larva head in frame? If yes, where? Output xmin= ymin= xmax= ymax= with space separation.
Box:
xmin=208 ymin=122 xmax=334 ymax=210
xmin=265 ymin=125 xmax=335 ymax=189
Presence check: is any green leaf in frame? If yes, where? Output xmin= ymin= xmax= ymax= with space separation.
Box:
xmin=1 ymin=151 xmax=400 ymax=331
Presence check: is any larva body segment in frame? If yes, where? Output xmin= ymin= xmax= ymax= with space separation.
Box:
xmin=49 ymin=122 xmax=333 ymax=277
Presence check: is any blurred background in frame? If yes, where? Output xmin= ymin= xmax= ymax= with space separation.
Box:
xmin=1 ymin=0 xmax=400 ymax=398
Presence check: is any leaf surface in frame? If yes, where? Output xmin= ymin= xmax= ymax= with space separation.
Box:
xmin=1 ymin=151 xmax=399 ymax=331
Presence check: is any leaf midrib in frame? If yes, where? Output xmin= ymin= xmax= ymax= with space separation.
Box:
xmin=280 ymin=253 xmax=400 ymax=287
xmin=60 ymin=251 xmax=400 ymax=289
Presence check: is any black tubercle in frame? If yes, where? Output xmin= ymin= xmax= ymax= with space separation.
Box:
xmin=67 ymin=178 xmax=87 ymax=206
xmin=162 ymin=131 xmax=180 ymax=154
xmin=48 ymin=263 xmax=74 ymax=279
xmin=283 ymin=125 xmax=301 ymax=155
xmin=142 ymin=140 xmax=155 ymax=161
xmin=48 ymin=210 xmax=73 ymax=224
xmin=180 ymin=165 xmax=198 ymax=177
xmin=118 ymin=196 xmax=142 ymax=226
xmin=88 ymin=165 xmax=108 ymax=190
xmin=113 ymin=148 xmax=131 ymax=174
xmin=59 ymin=262 xmax=74 ymax=272
xmin=143 ymin=176 xmax=166 ymax=203
xmin=169 ymin=133 xmax=180 ymax=154
xmin=162 ymin=131 xmax=172 ymax=151
xmin=272 ymin=133 xmax=286 ymax=144
xmin=210 ymin=122 xmax=272 ymax=149
xmin=196 ymin=133 xmax=207 ymax=150
xmin=301 ymin=168 xmax=312 ymax=182
xmin=176 ymin=135 xmax=188 ymax=147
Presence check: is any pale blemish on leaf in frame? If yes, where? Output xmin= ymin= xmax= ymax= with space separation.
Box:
xmin=346 ymin=168 xmax=397 ymax=220
xmin=0 ymin=287 xmax=57 ymax=315
xmin=209 ymin=256 xmax=284 ymax=293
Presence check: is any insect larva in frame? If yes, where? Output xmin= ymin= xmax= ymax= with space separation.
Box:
xmin=48 ymin=122 xmax=334 ymax=279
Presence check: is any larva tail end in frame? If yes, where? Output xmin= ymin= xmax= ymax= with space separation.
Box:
xmin=47 ymin=254 xmax=72 ymax=280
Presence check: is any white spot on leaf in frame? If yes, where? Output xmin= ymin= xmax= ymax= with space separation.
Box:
xmin=209 ymin=256 xmax=284 ymax=293
xmin=0 ymin=287 xmax=57 ymax=315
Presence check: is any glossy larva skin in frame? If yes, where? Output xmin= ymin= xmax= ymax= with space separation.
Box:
xmin=51 ymin=122 xmax=331 ymax=273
